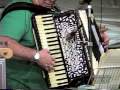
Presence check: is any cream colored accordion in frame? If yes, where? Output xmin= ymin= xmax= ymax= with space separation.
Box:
xmin=32 ymin=9 xmax=104 ymax=89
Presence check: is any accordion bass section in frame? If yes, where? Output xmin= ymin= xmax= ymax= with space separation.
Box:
xmin=32 ymin=10 xmax=92 ymax=88
xmin=78 ymin=10 xmax=105 ymax=61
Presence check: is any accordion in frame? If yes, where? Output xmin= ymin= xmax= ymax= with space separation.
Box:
xmin=32 ymin=9 xmax=104 ymax=88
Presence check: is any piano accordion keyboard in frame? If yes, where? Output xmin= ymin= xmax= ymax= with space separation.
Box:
xmin=34 ymin=14 xmax=69 ymax=88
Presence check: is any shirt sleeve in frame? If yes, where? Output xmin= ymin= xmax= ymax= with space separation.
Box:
xmin=0 ymin=10 xmax=28 ymax=41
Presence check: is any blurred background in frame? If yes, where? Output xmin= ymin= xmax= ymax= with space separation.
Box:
xmin=0 ymin=0 xmax=120 ymax=48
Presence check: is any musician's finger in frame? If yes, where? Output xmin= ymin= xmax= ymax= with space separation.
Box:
xmin=43 ymin=49 xmax=50 ymax=53
xmin=104 ymin=45 xmax=109 ymax=49
xmin=44 ymin=64 xmax=49 ymax=71
xmin=99 ymin=25 xmax=108 ymax=33
xmin=102 ymin=38 xmax=109 ymax=46
xmin=45 ymin=64 xmax=54 ymax=72
xmin=49 ymin=65 xmax=54 ymax=72
xmin=45 ymin=67 xmax=50 ymax=72
xmin=51 ymin=57 xmax=55 ymax=63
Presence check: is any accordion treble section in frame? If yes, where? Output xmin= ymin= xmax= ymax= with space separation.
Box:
xmin=32 ymin=10 xmax=92 ymax=88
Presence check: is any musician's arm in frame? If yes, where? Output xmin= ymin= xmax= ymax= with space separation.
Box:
xmin=0 ymin=36 xmax=36 ymax=60
xmin=0 ymin=10 xmax=54 ymax=71
xmin=91 ymin=12 xmax=109 ymax=50
xmin=0 ymin=36 xmax=54 ymax=71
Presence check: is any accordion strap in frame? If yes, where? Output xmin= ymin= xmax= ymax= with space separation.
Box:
xmin=0 ymin=2 xmax=51 ymax=21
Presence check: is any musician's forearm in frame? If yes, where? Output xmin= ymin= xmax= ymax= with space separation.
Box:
xmin=0 ymin=36 xmax=36 ymax=61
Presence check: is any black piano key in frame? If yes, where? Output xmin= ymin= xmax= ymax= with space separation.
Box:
xmin=55 ymin=57 xmax=62 ymax=59
xmin=45 ymin=31 xmax=57 ymax=34
xmin=57 ymin=81 xmax=69 ymax=85
xmin=48 ymin=43 xmax=59 ymax=47
xmin=47 ymin=36 xmax=57 ymax=39
xmin=49 ymin=48 xmax=60 ymax=51
xmin=43 ymin=23 xmax=54 ymax=26
xmin=50 ymin=49 xmax=61 ymax=52
xmin=45 ymin=28 xmax=56 ymax=30
xmin=50 ymin=52 xmax=61 ymax=55
xmin=55 ymin=60 xmax=63 ymax=64
xmin=53 ymin=53 xmax=62 ymax=56
xmin=48 ymin=39 xmax=58 ymax=43
xmin=55 ymin=72 xmax=66 ymax=76
xmin=57 ymin=78 xmax=67 ymax=81
xmin=54 ymin=58 xmax=63 ymax=62
xmin=48 ymin=44 xmax=59 ymax=46
xmin=47 ymin=40 xmax=58 ymax=43
xmin=42 ymin=15 xmax=52 ymax=18
xmin=42 ymin=19 xmax=53 ymax=22
xmin=54 ymin=68 xmax=65 ymax=72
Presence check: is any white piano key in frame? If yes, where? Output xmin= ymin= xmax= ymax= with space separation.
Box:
xmin=57 ymin=79 xmax=68 ymax=84
xmin=47 ymin=38 xmax=58 ymax=42
xmin=48 ymin=71 xmax=66 ymax=80
xmin=46 ymin=32 xmax=58 ymax=36
xmin=37 ymin=22 xmax=55 ymax=29
xmin=51 ymin=53 xmax=62 ymax=59
xmin=54 ymin=66 xmax=65 ymax=71
xmin=36 ymin=21 xmax=55 ymax=31
xmin=46 ymin=33 xmax=57 ymax=37
xmin=55 ymin=62 xmax=64 ymax=66
xmin=44 ymin=29 xmax=56 ymax=33
xmin=50 ymin=82 xmax=68 ymax=88
xmin=50 ymin=84 xmax=58 ymax=88
xmin=43 ymin=20 xmax=54 ymax=24
xmin=49 ymin=75 xmax=68 ymax=83
xmin=50 ymin=49 xmax=61 ymax=53
xmin=36 ymin=19 xmax=44 ymax=25
xmin=55 ymin=58 xmax=63 ymax=62
xmin=44 ymin=25 xmax=56 ymax=30
xmin=41 ymin=15 xmax=53 ymax=18
xmin=49 ymin=45 xmax=60 ymax=50
xmin=50 ymin=79 xmax=68 ymax=85
xmin=49 ymin=72 xmax=67 ymax=79
xmin=54 ymin=70 xmax=66 ymax=75
xmin=48 ymin=41 xmax=59 ymax=46
xmin=49 ymin=74 xmax=67 ymax=82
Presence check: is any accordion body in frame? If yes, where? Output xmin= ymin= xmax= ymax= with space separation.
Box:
xmin=32 ymin=10 xmax=95 ymax=88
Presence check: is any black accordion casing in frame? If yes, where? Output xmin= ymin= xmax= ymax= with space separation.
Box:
xmin=32 ymin=10 xmax=95 ymax=89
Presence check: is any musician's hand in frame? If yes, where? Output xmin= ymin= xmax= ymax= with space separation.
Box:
xmin=99 ymin=25 xmax=109 ymax=50
xmin=36 ymin=49 xmax=55 ymax=72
